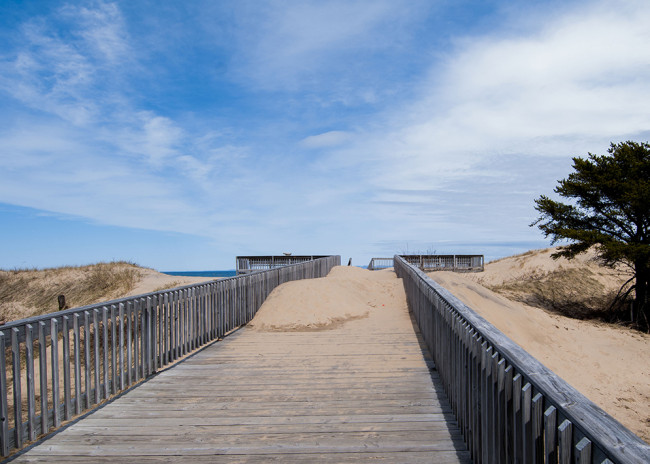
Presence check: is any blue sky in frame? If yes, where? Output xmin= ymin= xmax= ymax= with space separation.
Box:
xmin=1 ymin=0 xmax=649 ymax=271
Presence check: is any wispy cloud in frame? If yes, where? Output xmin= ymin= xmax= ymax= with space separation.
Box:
xmin=336 ymin=0 xmax=650 ymax=192
xmin=0 ymin=0 xmax=649 ymax=268
xmin=300 ymin=131 xmax=353 ymax=149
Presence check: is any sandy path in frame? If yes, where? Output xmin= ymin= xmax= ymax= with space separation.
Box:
xmin=429 ymin=271 xmax=650 ymax=443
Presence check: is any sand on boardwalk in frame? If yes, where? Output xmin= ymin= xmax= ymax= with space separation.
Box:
xmin=248 ymin=262 xmax=649 ymax=444
xmin=126 ymin=268 xmax=217 ymax=297
xmin=249 ymin=266 xmax=404 ymax=331
xmin=428 ymin=270 xmax=650 ymax=443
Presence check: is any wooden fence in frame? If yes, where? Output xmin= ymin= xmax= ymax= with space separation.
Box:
xmin=367 ymin=258 xmax=394 ymax=270
xmin=394 ymin=255 xmax=649 ymax=464
xmin=236 ymin=255 xmax=330 ymax=275
xmin=368 ymin=255 xmax=484 ymax=272
xmin=400 ymin=254 xmax=484 ymax=272
xmin=0 ymin=255 xmax=340 ymax=457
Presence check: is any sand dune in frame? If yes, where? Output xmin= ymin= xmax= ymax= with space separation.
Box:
xmin=249 ymin=266 xmax=401 ymax=331
xmin=428 ymin=251 xmax=649 ymax=443
xmin=126 ymin=268 xmax=216 ymax=297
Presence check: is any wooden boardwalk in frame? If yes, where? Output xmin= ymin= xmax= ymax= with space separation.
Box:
xmin=10 ymin=297 xmax=470 ymax=463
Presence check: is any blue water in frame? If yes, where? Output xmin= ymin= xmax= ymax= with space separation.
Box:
xmin=163 ymin=270 xmax=237 ymax=278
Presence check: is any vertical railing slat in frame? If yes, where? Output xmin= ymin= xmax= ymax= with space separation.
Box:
xmin=575 ymin=437 xmax=592 ymax=464
xmin=50 ymin=319 xmax=60 ymax=428
xmin=102 ymin=307 xmax=109 ymax=400
xmin=11 ymin=328 xmax=23 ymax=449
xmin=532 ymin=392 xmax=544 ymax=464
xmin=110 ymin=305 xmax=117 ymax=395
xmin=126 ymin=302 xmax=133 ymax=386
xmin=0 ymin=332 xmax=9 ymax=456
xmin=83 ymin=312 xmax=91 ymax=409
xmin=38 ymin=321 xmax=48 ymax=435
xmin=62 ymin=316 xmax=71 ymax=421
xmin=119 ymin=303 xmax=125 ymax=391
xmin=73 ymin=314 xmax=81 ymax=416
xmin=25 ymin=324 xmax=36 ymax=442
xmin=558 ymin=419 xmax=573 ymax=464
xmin=544 ymin=405 xmax=558 ymax=464
xmin=92 ymin=310 xmax=100 ymax=404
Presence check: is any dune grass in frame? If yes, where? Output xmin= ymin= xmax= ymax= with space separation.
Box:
xmin=0 ymin=262 xmax=141 ymax=324
xmin=488 ymin=267 xmax=632 ymax=323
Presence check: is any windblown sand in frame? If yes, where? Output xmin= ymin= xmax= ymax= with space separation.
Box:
xmin=249 ymin=263 xmax=649 ymax=443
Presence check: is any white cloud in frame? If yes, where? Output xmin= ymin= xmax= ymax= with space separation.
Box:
xmin=358 ymin=0 xmax=650 ymax=191
xmin=300 ymin=131 xmax=353 ymax=148
xmin=61 ymin=2 xmax=131 ymax=63
xmin=226 ymin=0 xmax=425 ymax=94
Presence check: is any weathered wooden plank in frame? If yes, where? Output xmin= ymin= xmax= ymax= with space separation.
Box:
xmin=118 ymin=303 xmax=125 ymax=391
xmin=102 ymin=307 xmax=109 ymax=400
xmin=522 ymin=382 xmax=532 ymax=463
xmin=126 ymin=302 xmax=133 ymax=386
xmin=73 ymin=314 xmax=81 ymax=416
xmin=575 ymin=437 xmax=592 ymax=464
xmin=544 ymin=405 xmax=558 ymax=464
xmin=50 ymin=319 xmax=60 ymax=429
xmin=25 ymin=324 xmax=36 ymax=442
xmin=22 ymin=440 xmax=468 ymax=456
xmin=77 ymin=413 xmax=457 ymax=427
xmin=532 ymin=392 xmax=544 ymax=464
xmin=110 ymin=305 xmax=117 ymax=396
xmin=62 ymin=316 xmax=71 ymax=421
xmin=512 ymin=373 xmax=522 ymax=463
xmin=558 ymin=419 xmax=572 ymax=464
xmin=12 ymin=328 xmax=23 ymax=449
xmin=83 ymin=311 xmax=91 ymax=410
xmin=93 ymin=309 xmax=101 ymax=404
xmin=11 ymin=450 xmax=471 ymax=463
xmin=38 ymin=321 xmax=48 ymax=435
xmin=0 ymin=331 xmax=9 ymax=456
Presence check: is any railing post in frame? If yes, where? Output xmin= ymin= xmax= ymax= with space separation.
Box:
xmin=0 ymin=331 xmax=9 ymax=457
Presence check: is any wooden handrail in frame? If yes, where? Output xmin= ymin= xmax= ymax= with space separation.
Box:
xmin=0 ymin=256 xmax=341 ymax=456
xmin=394 ymin=255 xmax=649 ymax=464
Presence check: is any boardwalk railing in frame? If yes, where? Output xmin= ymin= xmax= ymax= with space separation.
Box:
xmin=394 ymin=255 xmax=649 ymax=464
xmin=0 ymin=255 xmax=340 ymax=457
xmin=400 ymin=254 xmax=484 ymax=272
xmin=367 ymin=258 xmax=394 ymax=270
xmin=236 ymin=255 xmax=330 ymax=275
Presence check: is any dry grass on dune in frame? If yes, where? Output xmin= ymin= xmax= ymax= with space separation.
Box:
xmin=476 ymin=247 xmax=634 ymax=325
xmin=0 ymin=262 xmax=141 ymax=324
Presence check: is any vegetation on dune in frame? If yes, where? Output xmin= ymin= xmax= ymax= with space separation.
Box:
xmin=0 ymin=262 xmax=141 ymax=323
xmin=532 ymin=141 xmax=650 ymax=331
xmin=489 ymin=267 xmax=627 ymax=322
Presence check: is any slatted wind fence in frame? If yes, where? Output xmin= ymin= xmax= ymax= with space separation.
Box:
xmin=0 ymin=255 xmax=340 ymax=457
xmin=394 ymin=255 xmax=649 ymax=464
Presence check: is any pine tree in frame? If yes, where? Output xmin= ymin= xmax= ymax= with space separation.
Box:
xmin=532 ymin=141 xmax=650 ymax=329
